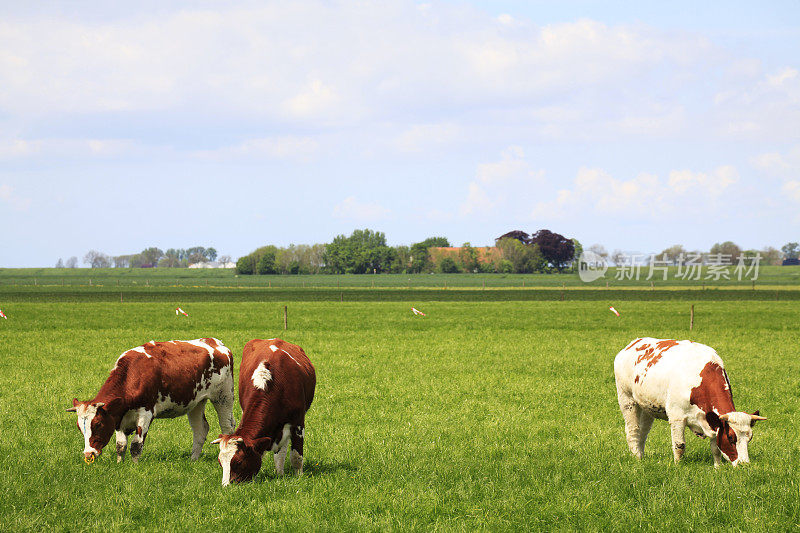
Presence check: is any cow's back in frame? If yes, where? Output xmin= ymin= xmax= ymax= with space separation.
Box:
xmin=615 ymin=338 xmax=722 ymax=417
xmin=112 ymin=338 xmax=234 ymax=412
xmin=239 ymin=338 xmax=316 ymax=414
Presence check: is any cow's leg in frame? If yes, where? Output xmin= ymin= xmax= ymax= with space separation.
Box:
xmin=211 ymin=393 xmax=236 ymax=435
xmin=669 ymin=419 xmax=687 ymax=463
xmin=289 ymin=423 xmax=305 ymax=475
xmin=188 ymin=400 xmax=210 ymax=460
xmin=115 ymin=430 xmax=128 ymax=463
xmin=130 ymin=410 xmax=153 ymax=463
xmin=637 ymin=410 xmax=655 ymax=456
xmin=617 ymin=390 xmax=644 ymax=458
xmin=273 ymin=444 xmax=288 ymax=476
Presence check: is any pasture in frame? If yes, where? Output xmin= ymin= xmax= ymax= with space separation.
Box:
xmin=0 ymin=291 xmax=798 ymax=530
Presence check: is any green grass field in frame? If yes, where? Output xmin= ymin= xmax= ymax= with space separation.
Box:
xmin=1 ymin=287 xmax=798 ymax=531
xmin=2 ymin=265 xmax=799 ymax=288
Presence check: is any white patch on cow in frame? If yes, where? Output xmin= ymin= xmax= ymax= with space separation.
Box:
xmin=211 ymin=338 xmax=232 ymax=356
xmin=77 ymin=404 xmax=100 ymax=456
xmin=153 ymin=393 xmax=191 ymax=418
xmin=269 ymin=345 xmax=278 ymax=352
xmin=251 ymin=362 xmax=272 ymax=391
xmin=217 ymin=439 xmax=239 ymax=486
xmin=185 ymin=339 xmax=216 ymax=360
xmin=280 ymin=348 xmax=302 ymax=368
xmin=271 ymin=424 xmax=291 ymax=453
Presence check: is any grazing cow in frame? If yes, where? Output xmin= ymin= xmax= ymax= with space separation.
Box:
xmin=67 ymin=338 xmax=236 ymax=463
xmin=213 ymin=338 xmax=315 ymax=486
xmin=614 ymin=338 xmax=765 ymax=466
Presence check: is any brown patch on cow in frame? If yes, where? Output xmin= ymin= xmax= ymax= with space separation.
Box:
xmin=690 ymin=362 xmax=735 ymax=415
xmin=625 ymin=338 xmax=643 ymax=351
xmin=691 ymin=362 xmax=738 ymax=461
xmin=654 ymin=339 xmax=680 ymax=352
xmin=136 ymin=426 xmax=143 ymax=437
xmin=634 ymin=339 xmax=682 ymax=375
xmin=634 ymin=375 xmax=640 ymax=384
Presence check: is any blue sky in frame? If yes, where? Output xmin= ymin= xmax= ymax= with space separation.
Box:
xmin=1 ymin=1 xmax=799 ymax=266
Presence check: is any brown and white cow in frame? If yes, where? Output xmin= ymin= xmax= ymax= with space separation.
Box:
xmin=67 ymin=338 xmax=236 ymax=463
xmin=212 ymin=338 xmax=315 ymax=486
xmin=614 ymin=338 xmax=765 ymax=466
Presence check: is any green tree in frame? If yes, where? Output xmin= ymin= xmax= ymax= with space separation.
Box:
xmin=140 ymin=247 xmax=164 ymax=266
xmin=323 ymin=229 xmax=393 ymax=273
xmin=781 ymin=242 xmax=799 ymax=260
xmin=761 ymin=246 xmax=781 ymax=265
xmin=660 ymin=244 xmax=686 ymax=265
xmin=408 ymin=236 xmax=451 ymax=273
xmin=570 ymin=239 xmax=583 ymax=272
xmin=459 ymin=242 xmax=479 ymax=273
xmin=256 ymin=246 xmax=278 ymax=274
xmin=709 ymin=241 xmax=742 ymax=262
xmin=439 ymin=257 xmax=460 ymax=273
xmin=236 ymin=255 xmax=256 ymax=275
xmin=205 ymin=247 xmax=218 ymax=261
xmin=496 ymin=238 xmax=543 ymax=273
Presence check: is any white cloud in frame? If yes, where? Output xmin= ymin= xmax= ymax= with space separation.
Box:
xmin=0 ymin=184 xmax=31 ymax=211
xmin=0 ymin=138 xmax=140 ymax=159
xmin=751 ymin=145 xmax=800 ymax=177
xmin=0 ymin=139 xmax=41 ymax=158
xmin=713 ymin=67 xmax=800 ymax=140
xmin=533 ymin=165 xmax=739 ymax=219
xmin=394 ymin=123 xmax=460 ymax=153
xmin=782 ymin=181 xmax=800 ymax=203
xmin=460 ymin=146 xmax=545 ymax=216
xmin=0 ymin=4 xmax=724 ymax=142
xmin=194 ymin=136 xmax=319 ymax=160
xmin=332 ymin=196 xmax=391 ymax=221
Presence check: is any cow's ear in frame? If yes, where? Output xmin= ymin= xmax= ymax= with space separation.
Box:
xmin=66 ymin=398 xmax=80 ymax=412
xmin=706 ymin=411 xmax=722 ymax=431
xmin=252 ymin=437 xmax=272 ymax=455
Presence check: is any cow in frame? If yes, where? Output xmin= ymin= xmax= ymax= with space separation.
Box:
xmin=614 ymin=338 xmax=766 ymax=467
xmin=212 ymin=338 xmax=315 ymax=486
xmin=67 ymin=338 xmax=236 ymax=463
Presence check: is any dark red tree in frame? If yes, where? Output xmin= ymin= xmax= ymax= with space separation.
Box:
xmin=495 ymin=230 xmax=530 ymax=244
xmin=530 ymin=229 xmax=575 ymax=271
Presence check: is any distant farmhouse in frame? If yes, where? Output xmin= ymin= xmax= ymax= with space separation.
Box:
xmin=188 ymin=260 xmax=236 ymax=269
xmin=429 ymin=247 xmax=501 ymax=267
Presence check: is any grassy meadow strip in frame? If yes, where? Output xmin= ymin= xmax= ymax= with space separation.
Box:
xmin=2 ymin=286 xmax=800 ymax=304
xmin=0 ymin=300 xmax=798 ymax=530
xmin=1 ymin=266 xmax=799 ymax=288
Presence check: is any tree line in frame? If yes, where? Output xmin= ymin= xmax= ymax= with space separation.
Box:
xmin=56 ymin=246 xmax=230 ymax=269
xmin=586 ymin=241 xmax=789 ymax=266
xmin=235 ymin=228 xmax=582 ymax=275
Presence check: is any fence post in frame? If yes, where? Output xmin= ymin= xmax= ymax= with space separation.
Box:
xmin=690 ymin=304 xmax=694 ymax=331
xmin=284 ymin=306 xmax=288 ymax=330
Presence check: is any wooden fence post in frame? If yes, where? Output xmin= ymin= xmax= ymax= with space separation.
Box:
xmin=690 ymin=304 xmax=694 ymax=331
xmin=283 ymin=306 xmax=288 ymax=330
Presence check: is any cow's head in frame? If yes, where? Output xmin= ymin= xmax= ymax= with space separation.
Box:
xmin=706 ymin=410 xmax=766 ymax=466
xmin=212 ymin=434 xmax=272 ymax=486
xmin=66 ymin=398 xmax=118 ymax=461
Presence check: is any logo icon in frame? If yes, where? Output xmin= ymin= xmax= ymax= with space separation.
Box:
xmin=578 ymin=251 xmax=608 ymax=282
